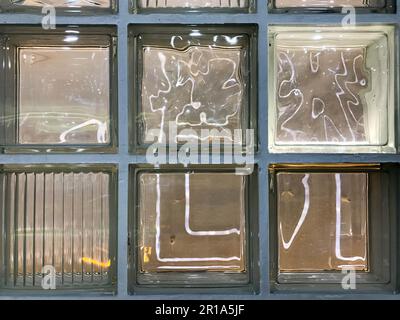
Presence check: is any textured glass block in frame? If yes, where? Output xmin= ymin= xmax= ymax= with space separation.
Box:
xmin=0 ymin=166 xmax=117 ymax=291
xmin=138 ymin=172 xmax=246 ymax=273
xmin=18 ymin=47 xmax=110 ymax=145
xmin=274 ymin=0 xmax=386 ymax=8
xmin=277 ymin=172 xmax=368 ymax=272
xmin=135 ymin=0 xmax=253 ymax=12
xmin=0 ymin=0 xmax=116 ymax=13
xmin=0 ymin=26 xmax=117 ymax=153
xmin=268 ymin=26 xmax=395 ymax=153
xmin=130 ymin=25 xmax=257 ymax=151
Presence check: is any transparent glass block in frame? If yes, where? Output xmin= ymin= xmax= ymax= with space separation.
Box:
xmin=269 ymin=0 xmax=395 ymax=12
xmin=129 ymin=25 xmax=257 ymax=153
xmin=133 ymin=0 xmax=254 ymax=12
xmin=269 ymin=164 xmax=394 ymax=292
xmin=0 ymin=26 xmax=118 ymax=153
xmin=0 ymin=165 xmax=117 ymax=292
xmin=0 ymin=0 xmax=117 ymax=14
xmin=277 ymin=172 xmax=368 ymax=272
xmin=268 ymin=26 xmax=395 ymax=154
xmin=131 ymin=167 xmax=259 ymax=289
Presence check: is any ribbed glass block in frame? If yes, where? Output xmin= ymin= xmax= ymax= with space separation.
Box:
xmin=137 ymin=0 xmax=249 ymax=9
xmin=0 ymin=166 xmax=117 ymax=291
xmin=10 ymin=0 xmax=111 ymax=7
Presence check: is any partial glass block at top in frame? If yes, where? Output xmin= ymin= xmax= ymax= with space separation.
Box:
xmin=0 ymin=165 xmax=117 ymax=292
xmin=269 ymin=0 xmax=395 ymax=12
xmin=0 ymin=0 xmax=117 ymax=13
xmin=0 ymin=26 xmax=117 ymax=153
xmin=278 ymin=172 xmax=368 ymax=272
xmin=135 ymin=171 xmax=249 ymax=286
xmin=268 ymin=25 xmax=395 ymax=153
xmin=134 ymin=0 xmax=254 ymax=12
xmin=130 ymin=25 xmax=257 ymax=152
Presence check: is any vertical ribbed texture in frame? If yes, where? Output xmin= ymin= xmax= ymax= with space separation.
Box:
xmin=139 ymin=0 xmax=249 ymax=9
xmin=2 ymin=171 xmax=110 ymax=289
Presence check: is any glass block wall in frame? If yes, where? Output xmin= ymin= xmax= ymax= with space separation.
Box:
xmin=0 ymin=0 xmax=398 ymax=299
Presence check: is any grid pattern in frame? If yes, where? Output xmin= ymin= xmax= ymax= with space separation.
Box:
xmin=0 ymin=0 xmax=399 ymax=299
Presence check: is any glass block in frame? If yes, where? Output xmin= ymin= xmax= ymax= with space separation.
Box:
xmin=133 ymin=0 xmax=254 ymax=13
xmin=130 ymin=166 xmax=259 ymax=291
xmin=269 ymin=164 xmax=394 ymax=292
xmin=268 ymin=26 xmax=395 ymax=154
xmin=0 ymin=165 xmax=117 ymax=292
xmin=0 ymin=0 xmax=117 ymax=14
xmin=129 ymin=25 xmax=257 ymax=152
xmin=0 ymin=26 xmax=118 ymax=153
xmin=269 ymin=0 xmax=395 ymax=12
xmin=278 ymin=172 xmax=368 ymax=272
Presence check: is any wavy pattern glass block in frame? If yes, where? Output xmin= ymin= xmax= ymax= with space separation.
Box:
xmin=0 ymin=169 xmax=114 ymax=290
xmin=18 ymin=47 xmax=110 ymax=145
xmin=138 ymin=0 xmax=249 ymax=9
xmin=138 ymin=172 xmax=246 ymax=273
xmin=142 ymin=46 xmax=245 ymax=144
xmin=8 ymin=0 xmax=111 ymax=8
xmin=269 ymin=26 xmax=395 ymax=153
xmin=277 ymin=172 xmax=368 ymax=272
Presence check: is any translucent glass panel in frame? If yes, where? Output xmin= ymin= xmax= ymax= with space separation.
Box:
xmin=130 ymin=25 xmax=257 ymax=151
xmin=268 ymin=26 xmax=395 ymax=153
xmin=135 ymin=0 xmax=253 ymax=12
xmin=277 ymin=172 xmax=368 ymax=272
xmin=0 ymin=26 xmax=117 ymax=153
xmin=0 ymin=166 xmax=117 ymax=291
xmin=138 ymin=172 xmax=246 ymax=273
xmin=18 ymin=47 xmax=110 ymax=145
xmin=0 ymin=0 xmax=116 ymax=13
xmin=270 ymin=0 xmax=395 ymax=12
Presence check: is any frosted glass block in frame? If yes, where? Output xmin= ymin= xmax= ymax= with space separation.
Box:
xmin=0 ymin=166 xmax=117 ymax=291
xmin=138 ymin=172 xmax=246 ymax=273
xmin=277 ymin=172 xmax=368 ymax=272
xmin=268 ymin=26 xmax=395 ymax=153
xmin=270 ymin=0 xmax=395 ymax=12
xmin=135 ymin=0 xmax=253 ymax=12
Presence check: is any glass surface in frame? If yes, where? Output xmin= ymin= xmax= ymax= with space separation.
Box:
xmin=8 ymin=0 xmax=111 ymax=8
xmin=137 ymin=0 xmax=250 ymax=9
xmin=0 ymin=167 xmax=116 ymax=290
xmin=18 ymin=47 xmax=110 ymax=145
xmin=273 ymin=0 xmax=387 ymax=8
xmin=268 ymin=26 xmax=395 ymax=153
xmin=141 ymin=46 xmax=246 ymax=145
xmin=134 ymin=28 xmax=252 ymax=148
xmin=277 ymin=172 xmax=368 ymax=272
xmin=138 ymin=172 xmax=246 ymax=273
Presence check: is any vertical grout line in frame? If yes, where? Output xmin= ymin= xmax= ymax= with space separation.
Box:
xmin=13 ymin=173 xmax=18 ymax=287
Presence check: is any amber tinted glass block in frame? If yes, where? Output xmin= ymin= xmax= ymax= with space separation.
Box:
xmin=269 ymin=26 xmax=395 ymax=153
xmin=277 ymin=172 xmax=368 ymax=272
xmin=0 ymin=166 xmax=117 ymax=290
xmin=138 ymin=172 xmax=246 ymax=273
xmin=137 ymin=0 xmax=250 ymax=9
xmin=18 ymin=47 xmax=110 ymax=145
